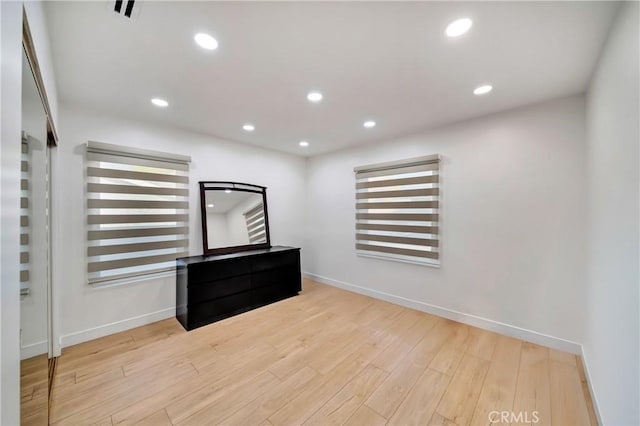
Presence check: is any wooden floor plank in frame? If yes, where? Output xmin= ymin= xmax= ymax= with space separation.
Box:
xmin=549 ymin=359 xmax=592 ymax=425
xmin=304 ymin=364 xmax=388 ymax=425
xmin=344 ymin=404 xmax=388 ymax=426
xmin=512 ymin=342 xmax=551 ymax=426
xmin=388 ymin=368 xmax=451 ymax=425
xmin=220 ymin=366 xmax=318 ymax=425
xmin=469 ymin=335 xmax=522 ymax=426
xmin=435 ymin=354 xmax=490 ymax=425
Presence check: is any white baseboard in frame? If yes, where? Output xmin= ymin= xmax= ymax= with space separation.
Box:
xmin=580 ymin=347 xmax=604 ymax=425
xmin=21 ymin=340 xmax=48 ymax=360
xmin=303 ymin=272 xmax=582 ymax=355
xmin=59 ymin=307 xmax=175 ymax=348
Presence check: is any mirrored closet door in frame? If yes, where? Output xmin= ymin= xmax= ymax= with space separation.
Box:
xmin=20 ymin=31 xmax=54 ymax=426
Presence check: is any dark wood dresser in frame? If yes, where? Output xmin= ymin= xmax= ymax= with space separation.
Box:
xmin=176 ymin=246 xmax=301 ymax=331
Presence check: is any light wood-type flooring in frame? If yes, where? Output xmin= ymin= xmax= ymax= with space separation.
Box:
xmin=48 ymin=279 xmax=597 ymax=425
xmin=21 ymin=354 xmax=49 ymax=425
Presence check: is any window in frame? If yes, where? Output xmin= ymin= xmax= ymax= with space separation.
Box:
xmin=86 ymin=141 xmax=191 ymax=284
xmin=244 ymin=202 xmax=266 ymax=244
xmin=354 ymin=154 xmax=441 ymax=266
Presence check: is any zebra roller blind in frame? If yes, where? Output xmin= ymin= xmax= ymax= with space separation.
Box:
xmin=244 ymin=203 xmax=266 ymax=244
xmin=354 ymin=154 xmax=441 ymax=266
xmin=86 ymin=141 xmax=191 ymax=284
xmin=20 ymin=138 xmax=30 ymax=295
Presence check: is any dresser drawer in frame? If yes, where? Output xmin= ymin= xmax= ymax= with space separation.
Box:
xmin=189 ymin=275 xmax=251 ymax=304
xmin=189 ymin=292 xmax=252 ymax=325
xmin=188 ymin=257 xmax=251 ymax=284
xmin=252 ymin=283 xmax=295 ymax=307
xmin=251 ymin=267 xmax=299 ymax=290
xmin=251 ymin=250 xmax=298 ymax=273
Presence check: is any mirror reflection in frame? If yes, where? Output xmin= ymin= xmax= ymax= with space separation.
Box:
xmin=20 ymin=48 xmax=51 ymax=425
xmin=204 ymin=190 xmax=267 ymax=249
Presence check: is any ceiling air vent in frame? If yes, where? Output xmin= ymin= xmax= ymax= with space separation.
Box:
xmin=108 ymin=0 xmax=140 ymax=20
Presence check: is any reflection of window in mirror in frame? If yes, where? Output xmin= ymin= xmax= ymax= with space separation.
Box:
xmin=244 ymin=203 xmax=266 ymax=244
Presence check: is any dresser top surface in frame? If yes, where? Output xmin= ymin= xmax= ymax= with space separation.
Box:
xmin=177 ymin=245 xmax=299 ymax=266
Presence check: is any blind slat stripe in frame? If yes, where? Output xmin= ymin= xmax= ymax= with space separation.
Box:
xmin=88 ymin=199 xmax=189 ymax=209
xmin=20 ymin=198 xmax=28 ymax=208
xmin=356 ymin=175 xmax=439 ymax=189
xmin=244 ymin=205 xmax=263 ymax=216
xmin=88 ymin=266 xmax=175 ymax=284
xmin=356 ymin=223 xmax=438 ymax=235
xmin=88 ymin=252 xmax=187 ymax=273
xmin=355 ymin=163 xmax=438 ymax=179
xmin=245 ymin=210 xmax=263 ymax=221
xmin=87 ymin=167 xmax=189 ymax=184
xmin=356 ymin=243 xmax=439 ymax=259
xmin=20 ymin=252 xmax=29 ymax=264
xmin=356 ymin=233 xmax=439 ymax=247
xmin=88 ymin=226 xmax=189 ymax=240
xmin=356 ymin=188 xmax=439 ymax=199
xmin=21 ymin=179 xmax=28 ymax=190
xmin=21 ymin=216 xmax=29 ymax=227
xmin=246 ymin=219 xmax=263 ymax=229
xmin=248 ymin=225 xmax=265 ymax=235
xmin=248 ymin=225 xmax=266 ymax=234
xmin=87 ymin=152 xmax=189 ymax=171
xmin=88 ymin=214 xmax=188 ymax=224
xmin=20 ymin=270 xmax=29 ymax=282
xmin=21 ymin=161 xmax=28 ymax=172
xmin=21 ymin=234 xmax=29 ymax=245
xmin=356 ymin=213 xmax=438 ymax=221
xmin=88 ymin=239 xmax=189 ymax=256
xmin=356 ymin=201 xmax=439 ymax=209
xmin=248 ymin=229 xmax=266 ymax=238
xmin=87 ymin=183 xmax=188 ymax=196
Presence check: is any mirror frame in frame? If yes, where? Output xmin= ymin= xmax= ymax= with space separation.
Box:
xmin=199 ymin=181 xmax=271 ymax=256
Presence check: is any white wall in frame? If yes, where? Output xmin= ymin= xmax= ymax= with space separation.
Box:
xmin=0 ymin=1 xmax=24 ymax=423
xmin=206 ymin=212 xmax=229 ymax=248
xmin=305 ymin=95 xmax=588 ymax=349
xmin=584 ymin=2 xmax=640 ymax=424
xmin=54 ymin=104 xmax=307 ymax=347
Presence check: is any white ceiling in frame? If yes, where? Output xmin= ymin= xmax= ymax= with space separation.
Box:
xmin=45 ymin=1 xmax=619 ymax=156
xmin=205 ymin=189 xmax=261 ymax=214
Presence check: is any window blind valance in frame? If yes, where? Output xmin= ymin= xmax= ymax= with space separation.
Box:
xmin=86 ymin=141 xmax=191 ymax=284
xmin=354 ymin=154 xmax=441 ymax=266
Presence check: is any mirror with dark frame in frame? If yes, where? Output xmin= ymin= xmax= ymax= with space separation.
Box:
xmin=200 ymin=182 xmax=271 ymax=255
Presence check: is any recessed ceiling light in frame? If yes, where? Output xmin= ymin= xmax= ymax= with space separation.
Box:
xmin=473 ymin=85 xmax=493 ymax=95
xmin=299 ymin=141 xmax=309 ymax=147
xmin=194 ymin=33 xmax=218 ymax=50
xmin=151 ymin=98 xmax=169 ymax=107
xmin=307 ymin=91 xmax=323 ymax=103
xmin=363 ymin=120 xmax=376 ymax=128
xmin=225 ymin=189 xmax=232 ymax=193
xmin=242 ymin=124 xmax=255 ymax=132
xmin=207 ymin=203 xmax=214 ymax=208
xmin=446 ymin=18 xmax=472 ymax=37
